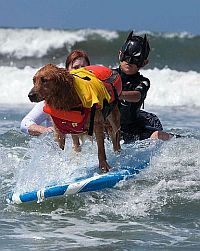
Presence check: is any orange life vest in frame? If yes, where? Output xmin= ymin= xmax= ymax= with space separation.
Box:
xmin=84 ymin=65 xmax=122 ymax=103
xmin=43 ymin=104 xmax=90 ymax=134
xmin=43 ymin=65 xmax=122 ymax=134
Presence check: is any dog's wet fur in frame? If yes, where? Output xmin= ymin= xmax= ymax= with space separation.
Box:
xmin=28 ymin=64 xmax=121 ymax=173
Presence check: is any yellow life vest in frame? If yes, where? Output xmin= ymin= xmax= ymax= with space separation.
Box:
xmin=70 ymin=68 xmax=111 ymax=109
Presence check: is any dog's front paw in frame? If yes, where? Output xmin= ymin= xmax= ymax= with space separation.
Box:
xmin=72 ymin=144 xmax=81 ymax=152
xmin=99 ymin=161 xmax=111 ymax=173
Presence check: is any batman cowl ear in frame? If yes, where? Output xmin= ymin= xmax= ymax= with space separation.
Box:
xmin=140 ymin=34 xmax=147 ymax=60
xmin=142 ymin=34 xmax=150 ymax=59
xmin=143 ymin=34 xmax=147 ymax=48
xmin=125 ymin=31 xmax=134 ymax=42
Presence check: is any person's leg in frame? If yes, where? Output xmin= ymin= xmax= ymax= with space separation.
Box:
xmin=150 ymin=130 xmax=173 ymax=140
xmin=139 ymin=110 xmax=163 ymax=131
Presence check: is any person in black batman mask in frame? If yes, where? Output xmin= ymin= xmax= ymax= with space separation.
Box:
xmin=115 ymin=31 xmax=173 ymax=143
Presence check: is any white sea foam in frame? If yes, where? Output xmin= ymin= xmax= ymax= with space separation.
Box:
xmin=0 ymin=66 xmax=36 ymax=104
xmin=135 ymin=30 xmax=195 ymax=38
xmin=0 ymin=65 xmax=199 ymax=107
xmin=141 ymin=68 xmax=200 ymax=107
xmin=0 ymin=28 xmax=118 ymax=58
xmin=0 ymin=28 xmax=196 ymax=60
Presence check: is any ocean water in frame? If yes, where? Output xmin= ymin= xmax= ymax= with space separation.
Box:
xmin=0 ymin=28 xmax=200 ymax=250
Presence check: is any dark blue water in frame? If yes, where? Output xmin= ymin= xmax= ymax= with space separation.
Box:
xmin=0 ymin=28 xmax=200 ymax=250
xmin=0 ymin=105 xmax=200 ymax=250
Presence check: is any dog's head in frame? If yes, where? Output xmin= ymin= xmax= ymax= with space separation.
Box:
xmin=28 ymin=64 xmax=82 ymax=110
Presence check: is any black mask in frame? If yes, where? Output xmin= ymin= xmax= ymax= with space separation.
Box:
xmin=119 ymin=32 xmax=150 ymax=67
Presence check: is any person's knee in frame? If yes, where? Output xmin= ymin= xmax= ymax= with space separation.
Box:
xmin=150 ymin=131 xmax=159 ymax=139
xmin=150 ymin=131 xmax=172 ymax=141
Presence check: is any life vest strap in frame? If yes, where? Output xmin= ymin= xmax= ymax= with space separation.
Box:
xmin=88 ymin=103 xmax=96 ymax=136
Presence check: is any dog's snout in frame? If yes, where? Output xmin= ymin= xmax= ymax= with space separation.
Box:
xmin=28 ymin=91 xmax=36 ymax=102
xmin=28 ymin=90 xmax=41 ymax=102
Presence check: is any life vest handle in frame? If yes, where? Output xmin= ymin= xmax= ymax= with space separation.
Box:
xmin=104 ymin=70 xmax=121 ymax=101
xmin=88 ymin=103 xmax=96 ymax=136
xmin=72 ymin=73 xmax=91 ymax=81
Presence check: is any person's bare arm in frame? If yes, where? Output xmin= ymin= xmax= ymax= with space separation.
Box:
xmin=119 ymin=90 xmax=141 ymax=102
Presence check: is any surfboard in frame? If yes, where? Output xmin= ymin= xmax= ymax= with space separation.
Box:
xmin=7 ymin=140 xmax=159 ymax=204
xmin=7 ymin=161 xmax=148 ymax=204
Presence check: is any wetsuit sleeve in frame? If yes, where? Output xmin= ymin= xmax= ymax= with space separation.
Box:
xmin=20 ymin=101 xmax=52 ymax=134
xmin=134 ymin=78 xmax=150 ymax=99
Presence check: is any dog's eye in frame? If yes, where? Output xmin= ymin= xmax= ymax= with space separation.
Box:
xmin=41 ymin=76 xmax=47 ymax=84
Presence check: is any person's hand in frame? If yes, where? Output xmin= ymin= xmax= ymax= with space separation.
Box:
xmin=119 ymin=92 xmax=125 ymax=100
xmin=28 ymin=125 xmax=54 ymax=136
xmin=45 ymin=127 xmax=54 ymax=133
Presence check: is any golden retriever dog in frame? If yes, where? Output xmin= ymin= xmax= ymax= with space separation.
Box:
xmin=28 ymin=64 xmax=121 ymax=173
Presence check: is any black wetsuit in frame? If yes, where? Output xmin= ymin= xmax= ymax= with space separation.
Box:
xmin=115 ymin=67 xmax=163 ymax=143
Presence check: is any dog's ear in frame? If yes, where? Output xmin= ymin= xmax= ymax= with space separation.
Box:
xmin=61 ymin=69 xmax=82 ymax=110
xmin=48 ymin=68 xmax=82 ymax=110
